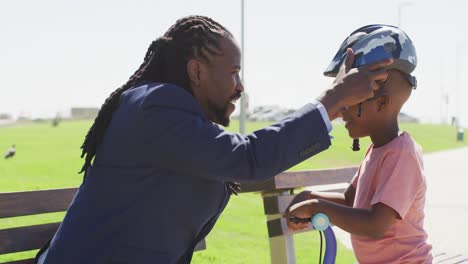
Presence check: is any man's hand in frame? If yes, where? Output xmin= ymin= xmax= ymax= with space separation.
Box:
xmin=226 ymin=182 xmax=241 ymax=195
xmin=319 ymin=48 xmax=393 ymax=120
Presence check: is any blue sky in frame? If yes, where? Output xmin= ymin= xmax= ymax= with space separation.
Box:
xmin=1 ymin=0 xmax=467 ymax=127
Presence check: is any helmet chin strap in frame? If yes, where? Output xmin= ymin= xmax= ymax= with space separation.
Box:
xmin=352 ymin=139 xmax=360 ymax=151
xmin=352 ymin=103 xmax=363 ymax=151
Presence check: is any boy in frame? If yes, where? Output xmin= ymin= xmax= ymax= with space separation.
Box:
xmin=285 ymin=25 xmax=432 ymax=263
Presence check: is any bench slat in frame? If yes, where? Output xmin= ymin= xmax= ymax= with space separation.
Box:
xmin=263 ymin=187 xmax=347 ymax=215
xmin=1 ymin=242 xmax=206 ymax=264
xmin=1 ymin=259 xmax=35 ymax=264
xmin=194 ymin=239 xmax=206 ymax=251
xmin=0 ymin=188 xmax=77 ymax=218
xmin=0 ymin=223 xmax=59 ymax=254
xmin=435 ymin=254 xmax=468 ymax=263
xmin=0 ymin=221 xmax=206 ymax=256
xmin=241 ymin=167 xmax=357 ymax=193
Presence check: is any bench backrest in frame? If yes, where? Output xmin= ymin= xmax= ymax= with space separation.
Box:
xmin=0 ymin=188 xmax=77 ymax=264
xmin=0 ymin=188 xmax=206 ymax=264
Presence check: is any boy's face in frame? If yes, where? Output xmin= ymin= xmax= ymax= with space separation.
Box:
xmin=341 ymin=100 xmax=379 ymax=139
xmin=340 ymin=70 xmax=411 ymax=139
xmin=341 ymin=82 xmax=389 ymax=139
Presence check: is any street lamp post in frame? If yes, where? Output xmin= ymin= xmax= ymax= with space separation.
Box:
xmin=440 ymin=58 xmax=449 ymax=124
xmin=455 ymin=44 xmax=464 ymax=128
xmin=398 ymin=2 xmax=413 ymax=28
xmin=455 ymin=44 xmax=467 ymax=142
xmin=239 ymin=0 xmax=247 ymax=134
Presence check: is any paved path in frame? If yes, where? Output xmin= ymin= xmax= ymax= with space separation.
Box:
xmin=422 ymin=146 xmax=468 ymax=256
xmin=324 ymin=147 xmax=468 ymax=256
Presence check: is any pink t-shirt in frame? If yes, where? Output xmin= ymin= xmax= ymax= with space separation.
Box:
xmin=351 ymin=132 xmax=432 ymax=264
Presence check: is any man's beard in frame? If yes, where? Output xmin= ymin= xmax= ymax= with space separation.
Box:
xmin=206 ymin=92 xmax=241 ymax=127
xmin=207 ymin=100 xmax=230 ymax=127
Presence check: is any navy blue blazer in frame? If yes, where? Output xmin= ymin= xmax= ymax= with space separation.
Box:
xmin=41 ymin=82 xmax=331 ymax=264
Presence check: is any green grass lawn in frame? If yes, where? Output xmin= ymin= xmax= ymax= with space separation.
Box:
xmin=0 ymin=120 xmax=466 ymax=263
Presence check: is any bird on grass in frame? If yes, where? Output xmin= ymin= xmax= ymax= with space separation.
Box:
xmin=4 ymin=144 xmax=15 ymax=159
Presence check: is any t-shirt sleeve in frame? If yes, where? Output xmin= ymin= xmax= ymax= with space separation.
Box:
xmin=370 ymin=150 xmax=423 ymax=219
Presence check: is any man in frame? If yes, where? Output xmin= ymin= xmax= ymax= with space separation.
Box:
xmin=37 ymin=16 xmax=391 ymax=264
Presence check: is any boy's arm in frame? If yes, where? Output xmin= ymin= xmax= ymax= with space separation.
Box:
xmin=287 ymin=199 xmax=398 ymax=239
xmin=288 ymin=190 xmax=347 ymax=207
xmin=287 ymin=184 xmax=356 ymax=210
xmin=343 ymin=184 xmax=356 ymax=207
xmin=284 ymin=185 xmax=356 ymax=231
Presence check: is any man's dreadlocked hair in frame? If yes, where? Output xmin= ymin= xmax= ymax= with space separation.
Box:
xmin=79 ymin=15 xmax=231 ymax=178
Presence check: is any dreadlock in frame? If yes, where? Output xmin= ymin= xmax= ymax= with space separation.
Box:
xmin=79 ymin=15 xmax=231 ymax=178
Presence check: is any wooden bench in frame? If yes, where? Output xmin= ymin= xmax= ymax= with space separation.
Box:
xmin=2 ymin=171 xmax=464 ymax=264
xmin=0 ymin=188 xmax=206 ymax=264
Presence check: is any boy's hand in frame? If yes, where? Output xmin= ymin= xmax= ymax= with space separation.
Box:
xmin=283 ymin=191 xmax=313 ymax=217
xmin=284 ymin=199 xmax=319 ymax=232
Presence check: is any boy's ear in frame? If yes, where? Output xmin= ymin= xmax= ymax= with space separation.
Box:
xmin=376 ymin=95 xmax=389 ymax=112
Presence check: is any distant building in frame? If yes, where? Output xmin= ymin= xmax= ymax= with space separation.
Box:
xmin=249 ymin=105 xmax=295 ymax=122
xmin=398 ymin=112 xmax=419 ymax=123
xmin=71 ymin=107 xmax=99 ymax=120
xmin=0 ymin=113 xmax=12 ymax=120
xmin=0 ymin=113 xmax=15 ymax=126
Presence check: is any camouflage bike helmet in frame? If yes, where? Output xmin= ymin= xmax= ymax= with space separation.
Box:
xmin=325 ymin=24 xmax=417 ymax=87
xmin=324 ymin=24 xmax=418 ymax=150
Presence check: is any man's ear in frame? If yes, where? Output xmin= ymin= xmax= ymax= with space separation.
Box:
xmin=376 ymin=95 xmax=389 ymax=112
xmin=187 ymin=59 xmax=202 ymax=87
